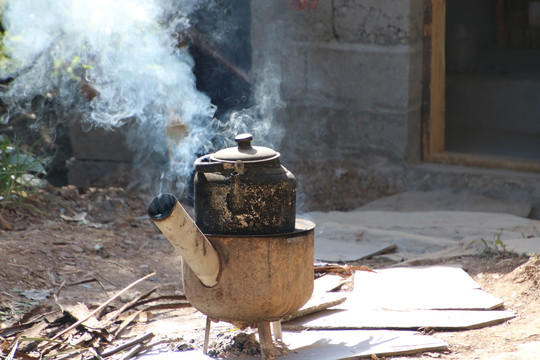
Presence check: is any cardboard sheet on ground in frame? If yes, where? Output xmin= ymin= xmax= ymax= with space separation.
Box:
xmin=313 ymin=274 xmax=347 ymax=294
xmin=282 ymin=308 xmax=515 ymax=331
xmin=283 ymin=266 xmax=514 ymax=331
xmin=349 ymin=265 xmax=504 ymax=310
xmin=136 ymin=330 xmax=447 ymax=360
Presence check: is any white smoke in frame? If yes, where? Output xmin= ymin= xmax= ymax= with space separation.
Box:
xmin=0 ymin=0 xmax=283 ymax=195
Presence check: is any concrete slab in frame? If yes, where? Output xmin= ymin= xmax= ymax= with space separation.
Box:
xmin=358 ymin=191 xmax=532 ymax=217
xmin=350 ymin=266 xmax=504 ymax=310
xmin=310 ymin=210 xmax=534 ymax=238
xmin=136 ymin=330 xmax=448 ymax=360
xmin=311 ymin=217 xmax=457 ymax=260
xmin=315 ymin=233 xmax=396 ymax=261
xmin=502 ymin=237 xmax=540 ymax=256
xmin=282 ymin=308 xmax=515 ymax=331
xmin=306 ymin=209 xmax=540 ymax=261
xmin=387 ymin=245 xmax=479 ymax=267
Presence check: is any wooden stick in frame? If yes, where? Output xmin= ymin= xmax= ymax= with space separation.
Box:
xmin=138 ymin=302 xmax=191 ymax=312
xmin=6 ymin=340 xmax=18 ymax=360
xmin=52 ymin=349 xmax=84 ymax=360
xmin=314 ymin=264 xmax=375 ymax=276
xmin=99 ymin=332 xmax=154 ymax=358
xmin=271 ymin=321 xmax=282 ymax=341
xmin=51 ymin=273 xmax=155 ymax=341
xmin=124 ymin=294 xmax=188 ymax=311
xmin=88 ymin=348 xmax=105 ymax=360
xmin=102 ymin=287 xmax=158 ymax=325
xmin=257 ymin=322 xmax=275 ymax=360
xmin=113 ymin=310 xmax=142 ymax=337
xmin=120 ymin=344 xmax=144 ymax=360
xmin=183 ymin=28 xmax=251 ymax=84
xmin=202 ymin=316 xmax=211 ymax=355
xmin=65 ymin=277 xmax=109 ymax=298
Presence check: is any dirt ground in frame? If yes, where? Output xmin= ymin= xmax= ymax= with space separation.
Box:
xmin=0 ymin=186 xmax=538 ymax=360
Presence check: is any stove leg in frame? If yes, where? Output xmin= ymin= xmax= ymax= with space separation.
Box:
xmin=271 ymin=321 xmax=282 ymax=342
xmin=257 ymin=321 xmax=275 ymax=360
xmin=203 ymin=316 xmax=211 ymax=355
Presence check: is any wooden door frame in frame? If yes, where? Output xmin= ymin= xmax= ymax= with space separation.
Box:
xmin=421 ymin=0 xmax=540 ymax=172
xmin=422 ymin=0 xmax=445 ymax=162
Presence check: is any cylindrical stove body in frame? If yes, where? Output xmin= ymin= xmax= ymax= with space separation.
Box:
xmin=183 ymin=219 xmax=315 ymax=325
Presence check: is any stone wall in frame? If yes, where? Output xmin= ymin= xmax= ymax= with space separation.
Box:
xmin=250 ymin=1 xmax=540 ymax=216
xmin=251 ymin=0 xmax=424 ymax=210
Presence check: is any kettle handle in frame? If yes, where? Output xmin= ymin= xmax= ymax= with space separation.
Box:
xmin=194 ymin=154 xmax=224 ymax=173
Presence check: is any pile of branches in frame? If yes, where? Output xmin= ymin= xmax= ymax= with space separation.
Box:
xmin=0 ymin=274 xmax=191 ymax=360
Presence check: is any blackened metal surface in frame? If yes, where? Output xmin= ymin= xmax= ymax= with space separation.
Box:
xmin=194 ymin=164 xmax=296 ymax=235
xmin=148 ymin=193 xmax=176 ymax=220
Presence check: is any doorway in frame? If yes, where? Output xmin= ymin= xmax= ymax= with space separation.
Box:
xmin=423 ymin=0 xmax=540 ymax=171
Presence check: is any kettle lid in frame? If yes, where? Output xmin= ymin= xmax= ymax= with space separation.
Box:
xmin=211 ymin=133 xmax=279 ymax=162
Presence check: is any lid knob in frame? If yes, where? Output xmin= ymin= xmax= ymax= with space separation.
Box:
xmin=235 ymin=133 xmax=253 ymax=150
xmin=208 ymin=133 xmax=278 ymax=163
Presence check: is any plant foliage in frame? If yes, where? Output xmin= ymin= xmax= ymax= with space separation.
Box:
xmin=0 ymin=135 xmax=49 ymax=208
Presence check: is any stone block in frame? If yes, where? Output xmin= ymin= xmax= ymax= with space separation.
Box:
xmin=251 ymin=0 xmax=424 ymax=46
xmin=69 ymin=119 xmax=135 ymax=162
xmin=279 ymin=106 xmax=409 ymax=166
xmin=333 ymin=0 xmax=421 ymax=45
xmin=299 ymin=44 xmax=412 ymax=113
xmin=408 ymin=0 xmax=425 ymax=44
xmin=251 ymin=2 xmax=335 ymax=44
xmin=289 ymin=158 xmax=398 ymax=211
xmin=407 ymin=43 xmax=424 ymax=107
xmin=67 ymin=159 xmax=131 ymax=187
xmin=405 ymin=106 xmax=422 ymax=164
xmin=251 ymin=43 xmax=309 ymax=102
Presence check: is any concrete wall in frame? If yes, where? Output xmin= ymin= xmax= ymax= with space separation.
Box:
xmin=251 ymin=0 xmax=424 ymax=210
xmin=250 ymin=1 xmax=540 ymax=216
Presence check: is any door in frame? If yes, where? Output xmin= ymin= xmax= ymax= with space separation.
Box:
xmin=423 ymin=0 xmax=540 ymax=172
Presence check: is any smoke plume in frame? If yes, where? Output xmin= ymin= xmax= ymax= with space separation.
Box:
xmin=0 ymin=0 xmax=283 ymax=195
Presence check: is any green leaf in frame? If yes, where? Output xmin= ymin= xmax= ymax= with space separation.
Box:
xmin=7 ymin=152 xmax=46 ymax=174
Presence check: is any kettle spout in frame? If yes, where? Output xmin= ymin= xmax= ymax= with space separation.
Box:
xmin=148 ymin=193 xmax=220 ymax=288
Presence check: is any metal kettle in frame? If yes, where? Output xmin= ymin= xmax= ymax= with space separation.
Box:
xmin=193 ymin=133 xmax=296 ymax=235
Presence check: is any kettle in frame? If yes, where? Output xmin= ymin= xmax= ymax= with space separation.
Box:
xmin=193 ymin=133 xmax=296 ymax=235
